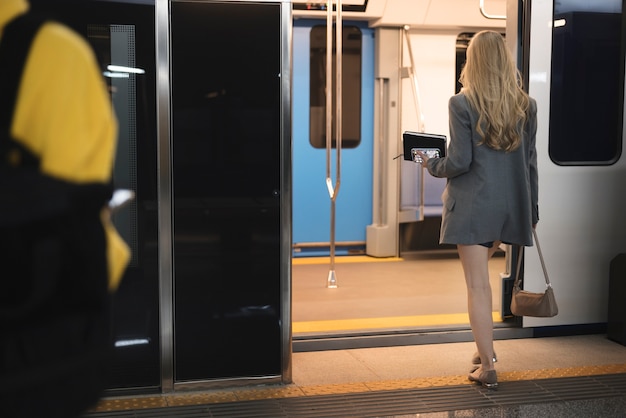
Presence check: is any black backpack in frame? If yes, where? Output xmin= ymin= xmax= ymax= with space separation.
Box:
xmin=0 ymin=13 xmax=114 ymax=418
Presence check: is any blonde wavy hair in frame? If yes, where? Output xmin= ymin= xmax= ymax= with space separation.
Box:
xmin=459 ymin=30 xmax=530 ymax=152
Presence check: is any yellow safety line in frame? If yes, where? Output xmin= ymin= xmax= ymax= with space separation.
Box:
xmin=293 ymin=312 xmax=502 ymax=333
xmin=292 ymin=256 xmax=402 ymax=265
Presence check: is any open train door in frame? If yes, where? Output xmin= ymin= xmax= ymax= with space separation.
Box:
xmin=523 ymin=0 xmax=626 ymax=328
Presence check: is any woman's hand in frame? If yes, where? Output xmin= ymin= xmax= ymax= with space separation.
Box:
xmin=415 ymin=150 xmax=429 ymax=166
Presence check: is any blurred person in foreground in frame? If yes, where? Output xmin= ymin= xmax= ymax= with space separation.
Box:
xmin=0 ymin=0 xmax=130 ymax=416
xmin=417 ymin=30 xmax=538 ymax=389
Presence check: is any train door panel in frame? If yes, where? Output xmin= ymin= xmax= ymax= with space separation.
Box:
xmin=526 ymin=0 xmax=626 ymax=327
xmin=292 ymin=20 xmax=374 ymax=256
xmin=29 ymin=0 xmax=160 ymax=389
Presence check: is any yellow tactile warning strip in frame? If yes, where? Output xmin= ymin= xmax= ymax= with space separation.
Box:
xmin=89 ymin=363 xmax=626 ymax=412
xmin=93 ymin=395 xmax=168 ymax=411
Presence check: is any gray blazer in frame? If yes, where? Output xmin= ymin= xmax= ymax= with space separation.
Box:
xmin=426 ymin=93 xmax=538 ymax=246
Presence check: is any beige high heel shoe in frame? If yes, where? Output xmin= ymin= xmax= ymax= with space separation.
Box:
xmin=468 ymin=368 xmax=498 ymax=389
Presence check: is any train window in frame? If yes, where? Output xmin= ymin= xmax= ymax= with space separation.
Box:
xmin=309 ymin=25 xmax=362 ymax=149
xmin=455 ymin=33 xmax=474 ymax=94
xmin=549 ymin=0 xmax=624 ymax=165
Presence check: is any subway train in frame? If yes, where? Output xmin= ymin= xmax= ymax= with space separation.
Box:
xmin=21 ymin=0 xmax=626 ymax=397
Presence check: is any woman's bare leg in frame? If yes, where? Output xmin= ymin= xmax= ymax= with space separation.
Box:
xmin=488 ymin=240 xmax=502 ymax=259
xmin=458 ymin=244 xmax=495 ymax=371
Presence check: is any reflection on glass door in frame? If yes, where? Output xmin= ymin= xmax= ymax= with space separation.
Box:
xmin=30 ymin=0 xmax=160 ymax=390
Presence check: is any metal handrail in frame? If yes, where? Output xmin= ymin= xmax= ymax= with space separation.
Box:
xmin=479 ymin=0 xmax=506 ymax=20
xmin=326 ymin=0 xmax=342 ymax=288
xmin=375 ymin=77 xmax=387 ymax=227
xmin=402 ymin=26 xmax=426 ymax=220
xmin=402 ymin=26 xmax=425 ymax=134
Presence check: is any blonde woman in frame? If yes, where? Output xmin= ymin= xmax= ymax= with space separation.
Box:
xmin=417 ymin=30 xmax=538 ymax=389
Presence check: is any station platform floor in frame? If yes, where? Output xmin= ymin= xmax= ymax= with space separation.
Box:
xmin=86 ymin=333 xmax=626 ymax=417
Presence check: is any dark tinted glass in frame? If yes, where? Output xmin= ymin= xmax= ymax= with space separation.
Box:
xmin=309 ymin=25 xmax=362 ymax=149
xmin=550 ymin=0 xmax=624 ymax=165
xmin=171 ymin=1 xmax=282 ymax=381
xmin=29 ymin=0 xmax=160 ymax=389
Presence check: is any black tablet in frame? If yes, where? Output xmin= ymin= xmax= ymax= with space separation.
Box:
xmin=402 ymin=131 xmax=447 ymax=163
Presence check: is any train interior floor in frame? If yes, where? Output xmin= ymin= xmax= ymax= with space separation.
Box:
xmin=85 ymin=254 xmax=626 ymax=416
xmin=292 ymin=251 xmax=508 ymax=334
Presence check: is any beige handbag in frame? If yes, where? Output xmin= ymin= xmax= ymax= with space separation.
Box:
xmin=510 ymin=229 xmax=558 ymax=317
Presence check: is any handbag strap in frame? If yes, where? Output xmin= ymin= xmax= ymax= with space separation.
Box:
xmin=514 ymin=229 xmax=552 ymax=288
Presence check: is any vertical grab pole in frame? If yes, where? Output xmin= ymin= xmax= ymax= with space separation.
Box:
xmin=403 ymin=26 xmax=425 ymax=133
xmin=374 ymin=77 xmax=386 ymax=227
xmin=403 ymin=26 xmax=426 ymax=218
xmin=326 ymin=0 xmax=341 ymax=288
xmin=325 ymin=0 xmax=335 ymax=288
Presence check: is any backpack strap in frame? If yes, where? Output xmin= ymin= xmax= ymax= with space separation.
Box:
xmin=0 ymin=13 xmax=113 ymax=230
xmin=0 ymin=13 xmax=48 ymax=166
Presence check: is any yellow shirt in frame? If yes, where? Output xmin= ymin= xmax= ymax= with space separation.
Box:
xmin=1 ymin=0 xmax=130 ymax=290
